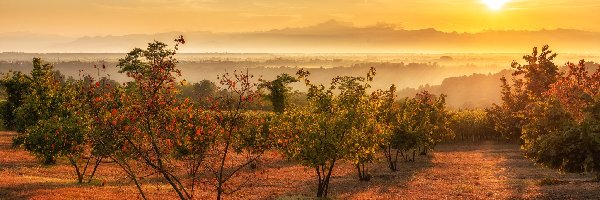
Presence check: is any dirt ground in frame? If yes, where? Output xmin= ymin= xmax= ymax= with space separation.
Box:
xmin=1 ymin=131 xmax=599 ymax=200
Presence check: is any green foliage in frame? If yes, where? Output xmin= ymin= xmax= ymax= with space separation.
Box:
xmin=234 ymin=111 xmax=274 ymax=153
xmin=259 ymin=73 xmax=298 ymax=113
xmin=273 ymin=101 xmax=343 ymax=197
xmin=449 ymin=109 xmax=500 ymax=142
xmin=486 ymin=103 xmax=523 ymax=141
xmin=413 ymin=91 xmax=453 ymax=152
xmin=12 ymin=58 xmax=64 ymax=137
xmin=274 ymin=104 xmax=338 ymax=166
xmin=0 ymin=71 xmax=30 ymax=131
xmin=24 ymin=116 xmax=84 ymax=164
xmin=379 ymin=88 xmax=452 ymax=171
xmin=379 ymin=86 xmax=418 ymax=170
xmin=274 ymin=67 xmax=387 ymax=196
xmin=0 ymin=58 xmax=103 ymax=183
xmin=177 ymin=79 xmax=218 ymax=105
xmin=9 ymin=58 xmax=75 ymax=163
xmin=194 ymin=79 xmax=218 ymax=97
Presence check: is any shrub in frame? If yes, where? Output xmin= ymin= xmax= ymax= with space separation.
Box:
xmin=274 ymin=67 xmax=387 ymax=197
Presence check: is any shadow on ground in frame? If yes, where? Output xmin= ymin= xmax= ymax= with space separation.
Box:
xmin=277 ymin=153 xmax=435 ymax=199
xmin=481 ymin=142 xmax=600 ymax=199
xmin=0 ymin=181 xmax=78 ymax=199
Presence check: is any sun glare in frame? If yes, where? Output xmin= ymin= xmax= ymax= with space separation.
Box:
xmin=481 ymin=0 xmax=510 ymax=10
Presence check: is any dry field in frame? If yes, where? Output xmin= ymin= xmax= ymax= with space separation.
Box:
xmin=1 ymin=131 xmax=599 ymax=200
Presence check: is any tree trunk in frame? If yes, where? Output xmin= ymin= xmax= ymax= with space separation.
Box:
xmin=316 ymin=160 xmax=336 ymax=198
xmin=420 ymin=147 xmax=428 ymax=155
xmin=130 ymin=173 xmax=147 ymax=200
xmin=384 ymin=147 xmax=398 ymax=171
xmin=43 ymin=155 xmax=56 ymax=165
xmin=87 ymin=157 xmax=102 ymax=183
xmin=68 ymin=157 xmax=84 ymax=183
xmin=356 ymin=163 xmax=371 ymax=181
xmin=110 ymin=155 xmax=148 ymax=200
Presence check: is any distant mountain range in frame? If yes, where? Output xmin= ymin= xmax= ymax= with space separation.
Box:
xmin=3 ymin=20 xmax=600 ymax=53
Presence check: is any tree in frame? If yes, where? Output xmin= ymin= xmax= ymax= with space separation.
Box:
xmin=259 ymin=73 xmax=298 ymax=113
xmin=0 ymin=71 xmax=30 ymax=131
xmin=195 ymin=80 xmax=218 ymax=98
xmin=492 ymin=46 xmax=600 ymax=179
xmin=379 ymin=89 xmax=452 ymax=171
xmin=12 ymin=58 xmax=67 ymax=164
xmin=380 ymin=93 xmax=421 ymax=170
xmin=491 ymin=45 xmax=560 ymax=141
xmin=177 ymin=79 xmax=218 ymax=104
xmin=0 ymin=58 xmax=102 ymax=183
xmin=332 ymin=68 xmax=386 ymax=181
xmin=206 ymin=70 xmax=266 ymax=200
xmin=80 ymin=74 xmax=130 ymax=185
xmin=274 ymin=67 xmax=384 ymax=197
xmin=111 ymin=36 xmax=200 ymax=199
xmin=81 ymin=62 xmax=148 ymax=199
xmin=521 ymin=59 xmax=600 ymax=178
xmin=413 ymin=91 xmax=453 ymax=155
xmin=81 ymin=37 xmax=269 ymax=200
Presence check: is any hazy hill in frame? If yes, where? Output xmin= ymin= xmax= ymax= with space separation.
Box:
xmin=0 ymin=32 xmax=74 ymax=52
xmin=3 ymin=20 xmax=600 ymax=53
xmin=396 ymin=70 xmax=512 ymax=109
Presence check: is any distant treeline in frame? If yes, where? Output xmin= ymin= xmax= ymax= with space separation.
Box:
xmin=0 ymin=60 xmax=508 ymax=108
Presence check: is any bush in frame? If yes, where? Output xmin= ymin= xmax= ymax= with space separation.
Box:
xmin=0 ymin=71 xmax=30 ymax=131
xmin=450 ymin=109 xmax=500 ymax=142
xmin=494 ymin=46 xmax=600 ymax=179
xmin=380 ymin=90 xmax=452 ymax=171
xmin=274 ymin=67 xmax=388 ymax=197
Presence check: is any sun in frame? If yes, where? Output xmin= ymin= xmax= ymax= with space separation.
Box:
xmin=481 ymin=0 xmax=510 ymax=10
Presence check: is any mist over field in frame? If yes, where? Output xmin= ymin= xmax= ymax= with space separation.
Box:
xmin=1 ymin=52 xmax=598 ymax=108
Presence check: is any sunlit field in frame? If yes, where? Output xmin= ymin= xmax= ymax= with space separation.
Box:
xmin=3 ymin=131 xmax=599 ymax=199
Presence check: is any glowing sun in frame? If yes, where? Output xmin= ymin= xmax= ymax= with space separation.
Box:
xmin=481 ymin=0 xmax=510 ymax=10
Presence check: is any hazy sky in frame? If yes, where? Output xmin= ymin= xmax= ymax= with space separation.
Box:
xmin=1 ymin=0 xmax=600 ymax=37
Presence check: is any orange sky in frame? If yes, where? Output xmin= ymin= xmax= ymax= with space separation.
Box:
xmin=1 ymin=0 xmax=599 ymax=37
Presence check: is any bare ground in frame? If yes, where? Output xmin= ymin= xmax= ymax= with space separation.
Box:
xmin=1 ymin=131 xmax=599 ymax=200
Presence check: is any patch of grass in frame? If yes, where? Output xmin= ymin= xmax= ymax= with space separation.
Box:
xmin=454 ymin=184 xmax=475 ymax=194
xmin=538 ymin=177 xmax=565 ymax=186
xmin=86 ymin=179 xmax=106 ymax=187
